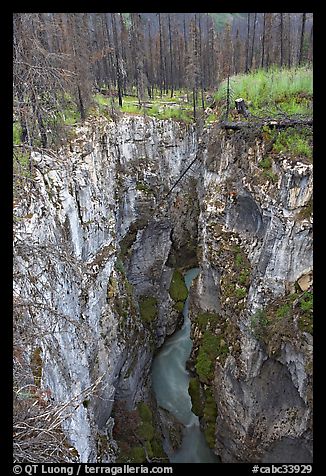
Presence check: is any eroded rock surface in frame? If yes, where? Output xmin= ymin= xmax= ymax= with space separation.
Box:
xmin=14 ymin=117 xmax=312 ymax=463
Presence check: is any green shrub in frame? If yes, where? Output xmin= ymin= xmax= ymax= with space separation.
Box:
xmin=136 ymin=182 xmax=153 ymax=194
xmin=276 ymin=303 xmax=291 ymax=319
xmin=203 ymin=389 xmax=217 ymax=448
xmin=296 ymin=199 xmax=313 ymax=220
xmin=298 ymin=291 xmax=313 ymax=334
xmin=300 ymin=292 xmax=313 ymax=312
xmin=201 ymin=332 xmax=221 ymax=356
xmin=235 ymin=252 xmax=244 ymax=268
xmin=174 ymin=301 xmax=184 ymax=312
xmin=235 ymin=286 xmax=247 ymax=299
xmin=258 ymin=157 xmax=272 ymax=169
xmin=151 ymin=438 xmax=166 ymax=459
xmin=272 ymin=128 xmax=312 ymax=159
xmin=31 ymin=347 xmax=42 ymax=387
xmin=239 ymin=269 xmax=250 ymax=286
xmin=61 ymin=108 xmax=81 ymax=126
xmin=204 ymin=425 xmax=216 ymax=449
xmin=13 ymin=148 xmax=31 ymax=178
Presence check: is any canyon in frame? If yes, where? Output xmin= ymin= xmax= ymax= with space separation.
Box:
xmin=13 ymin=115 xmax=313 ymax=463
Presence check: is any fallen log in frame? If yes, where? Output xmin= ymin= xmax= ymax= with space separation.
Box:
xmin=220 ymin=117 xmax=313 ymax=130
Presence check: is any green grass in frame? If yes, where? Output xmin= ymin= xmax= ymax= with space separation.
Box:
xmin=206 ymin=113 xmax=218 ymax=124
xmin=94 ymin=90 xmax=194 ymax=123
xmin=238 ymin=268 xmax=250 ymax=286
xmin=215 ymin=66 xmax=312 ymax=117
xmin=272 ymin=127 xmax=312 ymax=160
xmin=94 ymin=93 xmax=110 ymax=106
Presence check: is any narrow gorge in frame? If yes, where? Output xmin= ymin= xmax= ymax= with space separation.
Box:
xmin=13 ymin=114 xmax=313 ymax=464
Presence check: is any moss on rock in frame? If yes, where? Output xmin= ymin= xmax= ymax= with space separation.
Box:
xmin=128 ymin=446 xmax=146 ymax=462
xmin=114 ymin=399 xmax=167 ymax=462
xmin=195 ymin=332 xmax=229 ymax=383
xmin=251 ymin=290 xmax=313 ymax=355
xmin=139 ymin=296 xmax=158 ymax=323
xmin=137 ymin=402 xmax=153 ymax=423
xmin=137 ymin=421 xmax=155 ymax=441
xmin=188 ymin=377 xmax=204 ymax=417
xmin=202 ymin=389 xmax=218 ymax=448
xmin=169 ymin=269 xmax=188 ymax=311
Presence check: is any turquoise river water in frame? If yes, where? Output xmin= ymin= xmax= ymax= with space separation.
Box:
xmin=152 ymin=268 xmax=219 ymax=463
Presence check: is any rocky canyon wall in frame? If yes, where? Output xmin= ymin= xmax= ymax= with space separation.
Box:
xmin=189 ymin=126 xmax=313 ymax=462
xmin=13 ymin=116 xmax=313 ymax=463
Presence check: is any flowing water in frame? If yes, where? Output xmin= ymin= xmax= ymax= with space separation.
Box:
xmin=152 ymin=268 xmax=219 ymax=463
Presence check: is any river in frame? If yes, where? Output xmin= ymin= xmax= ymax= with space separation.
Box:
xmin=151 ymin=268 xmax=219 ymax=463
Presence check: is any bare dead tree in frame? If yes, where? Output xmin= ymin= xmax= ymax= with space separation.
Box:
xmin=298 ymin=13 xmax=307 ymax=65
xmin=280 ymin=13 xmax=284 ymax=67
xmin=245 ymin=13 xmax=251 ymax=72
xmin=261 ymin=13 xmax=266 ymax=68
xmin=249 ymin=12 xmax=257 ymax=70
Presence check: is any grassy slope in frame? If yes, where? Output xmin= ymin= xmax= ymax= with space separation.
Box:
xmin=214 ymin=66 xmax=313 ymax=160
xmin=214 ymin=66 xmax=313 ymax=117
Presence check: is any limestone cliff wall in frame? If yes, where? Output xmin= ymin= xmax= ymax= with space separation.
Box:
xmin=13 ymin=116 xmax=313 ymax=463
xmin=13 ymin=116 xmax=197 ymax=462
xmin=190 ymin=127 xmax=313 ymax=462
